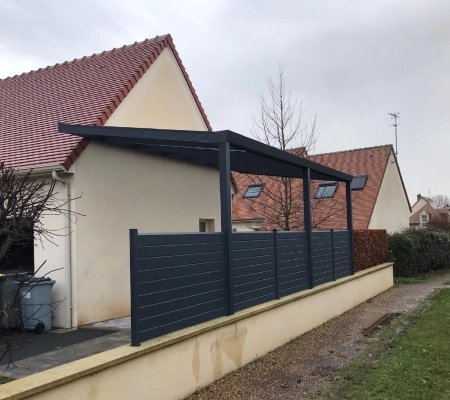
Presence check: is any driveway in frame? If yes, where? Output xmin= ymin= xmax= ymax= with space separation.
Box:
xmin=185 ymin=272 xmax=450 ymax=400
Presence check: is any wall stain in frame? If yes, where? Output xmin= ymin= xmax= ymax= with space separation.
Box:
xmin=211 ymin=324 xmax=247 ymax=381
xmin=192 ymin=338 xmax=201 ymax=382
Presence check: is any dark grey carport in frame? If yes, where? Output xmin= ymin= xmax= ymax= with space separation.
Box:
xmin=58 ymin=123 xmax=355 ymax=316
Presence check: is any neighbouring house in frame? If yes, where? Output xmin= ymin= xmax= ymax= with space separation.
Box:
xmin=0 ymin=34 xmax=222 ymax=328
xmin=409 ymin=195 xmax=450 ymax=229
xmin=232 ymin=145 xmax=411 ymax=233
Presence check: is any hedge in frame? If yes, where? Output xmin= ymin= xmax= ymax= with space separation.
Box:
xmin=353 ymin=229 xmax=389 ymax=272
xmin=388 ymin=228 xmax=450 ymax=277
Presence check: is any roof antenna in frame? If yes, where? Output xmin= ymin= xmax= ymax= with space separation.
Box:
xmin=388 ymin=112 xmax=400 ymax=158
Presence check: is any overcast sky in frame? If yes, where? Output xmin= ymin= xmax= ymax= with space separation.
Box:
xmin=1 ymin=0 xmax=449 ymax=204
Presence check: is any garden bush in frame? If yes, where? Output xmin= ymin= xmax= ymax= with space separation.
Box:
xmin=388 ymin=228 xmax=450 ymax=277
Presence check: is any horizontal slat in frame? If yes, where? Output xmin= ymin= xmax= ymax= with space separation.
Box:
xmin=312 ymin=262 xmax=333 ymax=274
xmin=137 ymin=251 xmax=224 ymax=270
xmin=232 ymin=232 xmax=273 ymax=241
xmin=278 ymin=260 xmax=309 ymax=274
xmin=311 ymin=241 xmax=333 ymax=250
xmin=277 ymin=243 xmax=308 ymax=255
xmin=138 ymin=288 xmax=226 ymax=319
xmin=334 ymin=254 xmax=349 ymax=264
xmin=138 ymin=260 xmax=224 ymax=281
xmin=234 ymin=269 xmax=275 ymax=286
xmin=232 ymin=246 xmax=275 ymax=259
xmin=138 ymin=232 xmax=224 ymax=246
xmin=234 ymin=277 xmax=276 ymax=295
xmin=277 ymin=231 xmax=307 ymax=239
xmin=278 ymin=252 xmax=309 ymax=263
xmin=139 ymin=298 xmax=225 ymax=332
xmin=333 ymin=231 xmax=349 ymax=237
xmin=311 ymin=231 xmax=333 ymax=238
xmin=232 ymin=238 xmax=274 ymax=250
xmin=139 ymin=307 xmax=226 ymax=341
xmin=232 ymin=255 xmax=275 ymax=269
xmin=233 ymin=261 xmax=275 ymax=277
xmin=279 ymin=281 xmax=310 ymax=296
xmin=311 ymin=251 xmax=332 ymax=262
xmin=138 ymin=280 xmax=225 ymax=306
xmin=333 ymin=244 xmax=349 ymax=252
xmin=138 ymin=241 xmax=224 ymax=258
xmin=234 ymin=284 xmax=276 ymax=304
xmin=278 ymin=269 xmax=309 ymax=284
xmin=137 ymin=270 xmax=224 ymax=294
xmin=314 ymin=274 xmax=334 ymax=286
xmin=234 ymin=292 xmax=277 ymax=312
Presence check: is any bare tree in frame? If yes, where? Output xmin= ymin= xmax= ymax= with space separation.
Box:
xmin=0 ymin=162 xmax=81 ymax=366
xmin=431 ymin=194 xmax=450 ymax=209
xmin=242 ymin=63 xmax=346 ymax=231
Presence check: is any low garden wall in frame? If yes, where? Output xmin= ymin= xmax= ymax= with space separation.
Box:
xmin=0 ymin=262 xmax=393 ymax=400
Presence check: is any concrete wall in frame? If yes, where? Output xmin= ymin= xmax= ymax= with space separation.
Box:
xmin=368 ymin=152 xmax=410 ymax=233
xmin=0 ymin=263 xmax=393 ymax=400
xmin=67 ymin=45 xmax=219 ymax=325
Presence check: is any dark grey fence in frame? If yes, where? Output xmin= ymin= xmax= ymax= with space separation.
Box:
xmin=130 ymin=229 xmax=353 ymax=346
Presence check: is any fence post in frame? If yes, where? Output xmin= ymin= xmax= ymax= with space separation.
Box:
xmin=222 ymin=228 xmax=234 ymax=315
xmin=303 ymin=167 xmax=314 ymax=289
xmin=273 ymin=229 xmax=280 ymax=299
xmin=331 ymin=229 xmax=336 ymax=281
xmin=346 ymin=181 xmax=355 ymax=275
xmin=129 ymin=229 xmax=141 ymax=347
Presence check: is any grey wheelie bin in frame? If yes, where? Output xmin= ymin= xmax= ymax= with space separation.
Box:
xmin=18 ymin=277 xmax=55 ymax=333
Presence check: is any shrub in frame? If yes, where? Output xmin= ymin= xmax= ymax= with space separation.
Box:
xmin=388 ymin=228 xmax=450 ymax=277
xmin=353 ymin=229 xmax=389 ymax=272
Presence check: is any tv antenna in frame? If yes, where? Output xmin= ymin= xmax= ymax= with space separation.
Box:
xmin=388 ymin=112 xmax=400 ymax=158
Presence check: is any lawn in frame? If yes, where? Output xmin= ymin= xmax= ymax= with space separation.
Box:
xmin=0 ymin=376 xmax=12 ymax=385
xmin=325 ymin=289 xmax=450 ymax=399
xmin=394 ymin=269 xmax=449 ymax=286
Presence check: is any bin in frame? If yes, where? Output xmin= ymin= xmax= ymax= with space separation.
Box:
xmin=17 ymin=277 xmax=55 ymax=333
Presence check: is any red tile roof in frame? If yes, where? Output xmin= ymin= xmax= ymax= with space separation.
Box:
xmin=232 ymin=145 xmax=407 ymax=230
xmin=0 ymin=34 xmax=211 ymax=170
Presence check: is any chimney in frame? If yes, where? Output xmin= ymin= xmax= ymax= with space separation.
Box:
xmin=417 ymin=194 xmax=421 ymax=201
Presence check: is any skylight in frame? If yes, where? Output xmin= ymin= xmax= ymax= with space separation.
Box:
xmin=243 ymin=183 xmax=263 ymax=198
xmin=351 ymin=174 xmax=367 ymax=191
xmin=315 ymin=182 xmax=338 ymax=199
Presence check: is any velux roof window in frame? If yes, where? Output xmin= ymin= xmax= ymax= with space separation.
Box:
xmin=315 ymin=182 xmax=338 ymax=199
xmin=243 ymin=183 xmax=263 ymax=198
xmin=351 ymin=174 xmax=367 ymax=190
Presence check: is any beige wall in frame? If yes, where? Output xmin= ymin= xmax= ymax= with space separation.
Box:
xmin=105 ymin=47 xmax=207 ymax=130
xmin=411 ymin=197 xmax=428 ymax=213
xmin=2 ymin=263 xmax=393 ymax=400
xmin=68 ymin=46 xmax=219 ymax=325
xmin=369 ymin=152 xmax=410 ymax=232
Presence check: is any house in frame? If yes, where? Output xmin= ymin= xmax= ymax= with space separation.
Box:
xmin=0 ymin=35 xmax=222 ymax=329
xmin=232 ymin=145 xmax=411 ymax=233
xmin=410 ymin=195 xmax=450 ymax=229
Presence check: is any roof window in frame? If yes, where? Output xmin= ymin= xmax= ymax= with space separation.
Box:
xmin=351 ymin=174 xmax=367 ymax=191
xmin=243 ymin=183 xmax=263 ymax=198
xmin=315 ymin=182 xmax=338 ymax=199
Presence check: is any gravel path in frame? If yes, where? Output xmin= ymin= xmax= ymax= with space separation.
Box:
xmin=186 ymin=272 xmax=450 ymax=400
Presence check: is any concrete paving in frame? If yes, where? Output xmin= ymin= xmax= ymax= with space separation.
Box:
xmin=0 ymin=316 xmax=131 ymax=380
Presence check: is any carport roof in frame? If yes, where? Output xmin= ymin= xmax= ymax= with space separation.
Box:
xmin=58 ymin=123 xmax=353 ymax=182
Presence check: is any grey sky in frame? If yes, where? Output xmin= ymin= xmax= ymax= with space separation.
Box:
xmin=1 ymin=0 xmax=449 ymax=204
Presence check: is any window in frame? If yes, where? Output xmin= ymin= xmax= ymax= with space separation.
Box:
xmin=351 ymin=174 xmax=367 ymax=191
xmin=243 ymin=183 xmax=263 ymax=198
xmin=199 ymin=219 xmax=215 ymax=232
xmin=421 ymin=215 xmax=428 ymax=229
xmin=315 ymin=182 xmax=338 ymax=199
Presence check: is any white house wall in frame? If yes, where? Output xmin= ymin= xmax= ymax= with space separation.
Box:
xmin=368 ymin=152 xmax=410 ymax=233
xmin=70 ymin=46 xmax=220 ymax=326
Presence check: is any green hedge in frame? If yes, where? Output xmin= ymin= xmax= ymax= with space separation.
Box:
xmin=388 ymin=228 xmax=450 ymax=277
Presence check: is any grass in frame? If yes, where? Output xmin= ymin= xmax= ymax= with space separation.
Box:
xmin=394 ymin=269 xmax=449 ymax=286
xmin=0 ymin=376 xmax=12 ymax=385
xmin=323 ymin=289 xmax=450 ymax=399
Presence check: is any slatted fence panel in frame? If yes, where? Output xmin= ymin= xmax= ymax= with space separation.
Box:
xmin=333 ymin=230 xmax=352 ymax=278
xmin=311 ymin=231 xmax=334 ymax=286
xmin=132 ymin=232 xmax=227 ymax=343
xmin=231 ymin=232 xmax=277 ymax=312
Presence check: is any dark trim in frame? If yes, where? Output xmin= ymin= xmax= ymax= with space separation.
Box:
xmin=330 ymin=229 xmax=336 ymax=281
xmin=219 ymin=142 xmax=234 ymax=315
xmin=346 ymin=182 xmax=355 ymax=275
xmin=303 ymin=167 xmax=314 ymax=289
xmin=273 ymin=229 xmax=280 ymax=299
xmin=129 ymin=228 xmax=141 ymax=347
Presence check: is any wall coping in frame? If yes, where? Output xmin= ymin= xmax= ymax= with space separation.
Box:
xmin=0 ymin=262 xmax=393 ymax=400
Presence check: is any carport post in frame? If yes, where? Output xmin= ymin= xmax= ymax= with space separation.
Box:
xmin=219 ymin=141 xmax=234 ymax=315
xmin=303 ymin=167 xmax=314 ymax=289
xmin=346 ymin=182 xmax=355 ymax=275
xmin=129 ymin=228 xmax=141 ymax=347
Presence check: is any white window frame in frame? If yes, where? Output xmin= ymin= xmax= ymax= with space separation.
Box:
xmin=421 ymin=215 xmax=428 ymax=228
